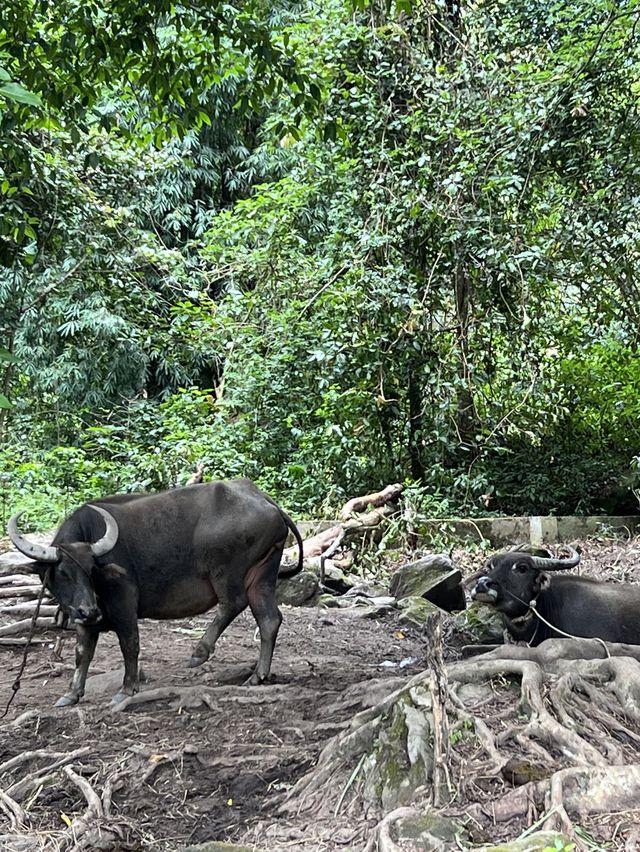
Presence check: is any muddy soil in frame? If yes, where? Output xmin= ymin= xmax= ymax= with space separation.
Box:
xmin=0 ymin=604 xmax=426 ymax=851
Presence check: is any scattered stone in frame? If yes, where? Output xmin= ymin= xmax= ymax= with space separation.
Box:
xmin=397 ymin=596 xmax=440 ymax=627
xmin=451 ymin=602 xmax=504 ymax=644
xmin=352 ymin=602 xmax=396 ymax=619
xmin=322 ymin=560 xmax=354 ymax=594
xmin=276 ymin=571 xmax=319 ymax=606
xmin=501 ymin=757 xmax=552 ymax=786
xmin=183 ymin=843 xmax=264 ymax=852
xmin=85 ymin=667 xmax=147 ymax=695
xmin=389 ymin=554 xmax=466 ymax=613
xmin=316 ymin=593 xmax=341 ymax=608
xmin=394 ymin=810 xmax=467 ymax=851
xmin=477 ymin=831 xmax=570 ymax=851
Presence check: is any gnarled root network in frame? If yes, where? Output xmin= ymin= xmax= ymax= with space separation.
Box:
xmin=284 ymin=636 xmax=640 ymax=847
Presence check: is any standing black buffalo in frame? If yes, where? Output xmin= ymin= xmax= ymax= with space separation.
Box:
xmin=8 ymin=480 xmax=304 ymax=706
xmin=471 ymin=546 xmax=640 ymax=646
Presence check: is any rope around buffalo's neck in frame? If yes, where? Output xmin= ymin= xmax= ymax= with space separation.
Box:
xmin=2 ymin=566 xmax=50 ymax=718
xmin=527 ymin=600 xmax=611 ymax=657
xmin=494 ymin=579 xmax=611 ymax=657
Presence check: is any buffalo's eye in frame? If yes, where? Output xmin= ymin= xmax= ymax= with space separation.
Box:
xmin=512 ymin=563 xmax=528 ymax=574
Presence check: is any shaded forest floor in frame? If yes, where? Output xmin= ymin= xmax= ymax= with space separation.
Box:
xmin=0 ymin=604 xmax=426 ymax=850
xmin=1 ymin=532 xmax=640 ymax=850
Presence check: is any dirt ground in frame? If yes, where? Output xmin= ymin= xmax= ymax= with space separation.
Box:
xmin=2 ymin=532 xmax=640 ymax=851
xmin=0 ymin=601 xmax=427 ymax=851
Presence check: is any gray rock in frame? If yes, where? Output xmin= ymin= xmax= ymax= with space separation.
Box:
xmin=276 ymin=571 xmax=319 ymax=606
xmin=183 ymin=843 xmax=264 ymax=852
xmin=85 ymin=666 xmax=147 ymax=695
xmin=389 ymin=554 xmax=466 ymax=612
xmin=353 ymin=603 xmax=396 ymax=619
xmin=477 ymin=830 xmax=571 ymax=851
xmin=322 ymin=560 xmax=354 ymax=594
xmin=397 ymin=596 xmax=440 ymax=627
xmin=394 ymin=811 xmax=467 ymax=851
xmin=451 ymin=602 xmax=504 ymax=644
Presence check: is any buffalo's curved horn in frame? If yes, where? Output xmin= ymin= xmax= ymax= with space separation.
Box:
xmin=530 ymin=546 xmax=580 ymax=572
xmin=7 ymin=512 xmax=59 ymax=562
xmin=89 ymin=506 xmax=119 ymax=556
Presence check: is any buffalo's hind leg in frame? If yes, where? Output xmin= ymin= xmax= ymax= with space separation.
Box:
xmin=245 ymin=549 xmax=284 ymax=686
xmin=56 ymin=625 xmax=99 ymax=707
xmin=189 ymin=577 xmax=247 ymax=668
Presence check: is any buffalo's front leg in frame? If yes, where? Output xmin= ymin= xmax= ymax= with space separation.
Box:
xmin=112 ymin=617 xmax=140 ymax=704
xmin=56 ymin=625 xmax=99 ymax=707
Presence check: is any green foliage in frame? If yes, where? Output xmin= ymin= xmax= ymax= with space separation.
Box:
xmin=3 ymin=0 xmax=640 ymax=523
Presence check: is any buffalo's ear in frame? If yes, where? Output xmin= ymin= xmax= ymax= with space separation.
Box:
xmin=535 ymin=572 xmax=551 ymax=593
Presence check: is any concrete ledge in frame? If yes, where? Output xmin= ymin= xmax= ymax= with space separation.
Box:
xmin=419 ymin=515 xmax=640 ymax=546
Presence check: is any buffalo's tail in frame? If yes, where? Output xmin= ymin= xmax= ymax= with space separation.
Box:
xmin=277 ymin=509 xmax=304 ymax=578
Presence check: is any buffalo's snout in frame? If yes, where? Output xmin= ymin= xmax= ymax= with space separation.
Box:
xmin=71 ymin=605 xmax=102 ymax=625
xmin=471 ymin=575 xmax=498 ymax=603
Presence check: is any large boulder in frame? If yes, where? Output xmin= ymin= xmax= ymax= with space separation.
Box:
xmin=389 ymin=554 xmax=466 ymax=613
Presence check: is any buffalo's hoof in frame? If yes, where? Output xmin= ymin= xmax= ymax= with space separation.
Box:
xmin=55 ymin=694 xmax=79 ymax=707
xmin=188 ymin=655 xmax=208 ymax=668
xmin=243 ymin=673 xmax=263 ymax=686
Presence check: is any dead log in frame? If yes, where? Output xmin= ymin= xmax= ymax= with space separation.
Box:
xmin=339 ymin=484 xmax=404 ymax=520
xmin=0 ymin=603 xmax=59 ymax=616
xmin=185 ymin=463 xmax=205 ymax=485
xmin=283 ymin=484 xmax=403 ymax=566
xmin=0 ymin=575 xmax=37 ymax=586
xmin=296 ymin=525 xmax=343 ymax=559
xmin=0 ymin=617 xmax=56 ymax=637
xmin=0 ymin=586 xmax=43 ymax=599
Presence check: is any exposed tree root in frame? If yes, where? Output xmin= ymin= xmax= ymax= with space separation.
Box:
xmin=0 ymin=747 xmax=146 ymax=851
xmin=284 ymin=635 xmax=640 ymax=848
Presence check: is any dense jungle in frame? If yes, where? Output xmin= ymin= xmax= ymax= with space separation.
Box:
xmin=2 ymin=0 xmax=640 ymax=526
xmin=2 ymin=1 xmax=640 ymax=851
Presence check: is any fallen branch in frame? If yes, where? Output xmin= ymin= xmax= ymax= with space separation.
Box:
xmin=0 ymin=787 xmax=27 ymax=830
xmin=6 ymin=748 xmax=93 ymax=802
xmin=284 ymin=485 xmax=403 ymax=566
xmin=0 ymin=586 xmax=43 ymax=599
xmin=0 ymin=575 xmax=37 ymax=586
xmin=339 ymin=484 xmax=404 ymax=520
xmin=185 ymin=463 xmax=205 ymax=485
xmin=0 ymin=617 xmax=56 ymax=637
xmin=0 ymin=603 xmax=59 ymax=616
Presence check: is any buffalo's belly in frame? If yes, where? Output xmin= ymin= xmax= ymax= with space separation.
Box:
xmin=138 ymin=579 xmax=218 ymax=619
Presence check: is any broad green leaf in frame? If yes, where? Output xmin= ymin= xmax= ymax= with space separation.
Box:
xmin=0 ymin=81 xmax=42 ymax=106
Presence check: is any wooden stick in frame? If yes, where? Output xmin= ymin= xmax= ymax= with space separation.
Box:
xmin=339 ymin=483 xmax=403 ymax=519
xmin=0 ymin=586 xmax=43 ymax=599
xmin=0 ymin=788 xmax=26 ymax=830
xmin=0 ymin=575 xmax=37 ymax=586
xmin=0 ymin=603 xmax=59 ymax=616
xmin=0 ymin=617 xmax=56 ymax=636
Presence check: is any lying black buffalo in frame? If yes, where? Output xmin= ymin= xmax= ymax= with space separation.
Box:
xmin=8 ymin=480 xmax=303 ymax=706
xmin=471 ymin=545 xmax=640 ymax=646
